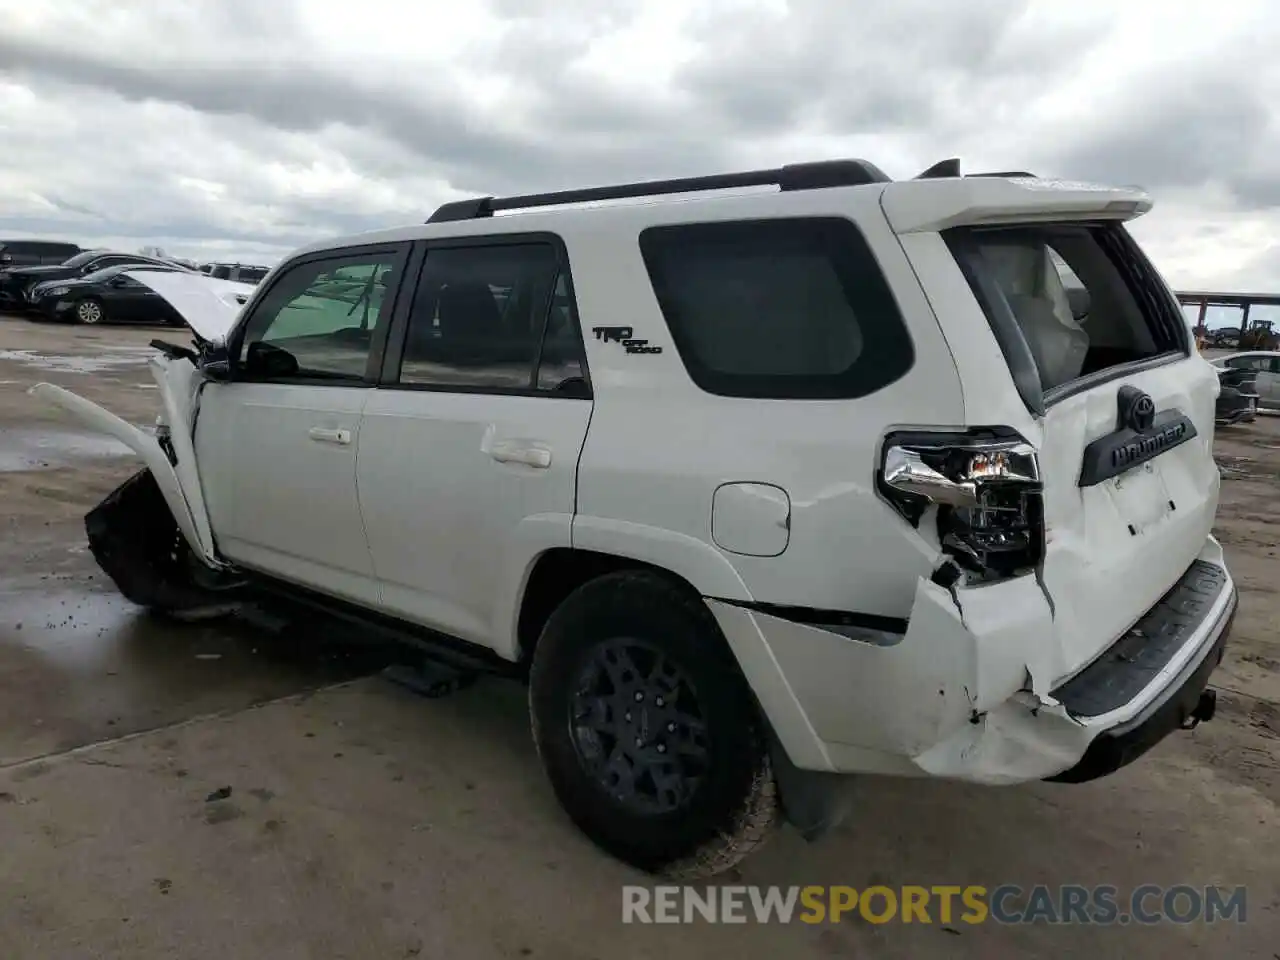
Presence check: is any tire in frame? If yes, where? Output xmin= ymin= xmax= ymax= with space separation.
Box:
xmin=528 ymin=570 xmax=778 ymax=878
xmin=75 ymin=297 xmax=104 ymax=325
xmin=86 ymin=468 xmax=235 ymax=615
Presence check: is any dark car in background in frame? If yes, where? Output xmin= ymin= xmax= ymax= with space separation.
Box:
xmin=0 ymin=239 xmax=82 ymax=268
xmin=0 ymin=250 xmax=186 ymax=313
xmin=28 ymin=264 xmax=193 ymax=326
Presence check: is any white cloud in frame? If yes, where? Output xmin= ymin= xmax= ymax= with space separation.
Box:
xmin=0 ymin=0 xmax=1277 ymax=289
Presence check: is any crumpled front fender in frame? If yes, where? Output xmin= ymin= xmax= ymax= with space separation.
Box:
xmin=29 ymin=354 xmax=221 ymax=567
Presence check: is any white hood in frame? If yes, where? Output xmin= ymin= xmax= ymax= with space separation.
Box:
xmin=125 ymin=269 xmax=257 ymax=343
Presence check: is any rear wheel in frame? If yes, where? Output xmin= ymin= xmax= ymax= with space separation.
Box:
xmin=75 ymin=298 xmax=104 ymax=325
xmin=528 ymin=570 xmax=778 ymax=878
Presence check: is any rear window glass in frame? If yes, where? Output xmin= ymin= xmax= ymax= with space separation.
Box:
xmin=945 ymin=224 xmax=1186 ymax=398
xmin=638 ymin=217 xmax=914 ymax=399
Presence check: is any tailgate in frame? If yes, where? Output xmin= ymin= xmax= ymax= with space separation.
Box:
xmin=892 ymin=176 xmax=1222 ymax=680
xmin=1034 ymin=361 xmax=1218 ymax=676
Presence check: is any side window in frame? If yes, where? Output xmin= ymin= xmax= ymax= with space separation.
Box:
xmin=638 ymin=218 xmax=915 ymax=399
xmin=237 ymin=250 xmax=402 ymax=381
xmin=535 ymin=272 xmax=588 ymax=392
xmin=396 ymin=242 xmax=565 ymax=391
xmin=88 ymin=256 xmax=131 ymax=272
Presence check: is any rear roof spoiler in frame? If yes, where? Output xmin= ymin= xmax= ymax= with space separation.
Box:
xmin=882 ymin=177 xmax=1152 ymax=234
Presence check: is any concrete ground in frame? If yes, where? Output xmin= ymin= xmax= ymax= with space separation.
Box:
xmin=0 ymin=316 xmax=1276 ymax=959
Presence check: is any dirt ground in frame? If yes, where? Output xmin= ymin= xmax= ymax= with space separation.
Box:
xmin=0 ymin=317 xmax=1275 ymax=959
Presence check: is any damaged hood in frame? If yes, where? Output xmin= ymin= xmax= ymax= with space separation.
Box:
xmin=124 ymin=269 xmax=256 ymax=344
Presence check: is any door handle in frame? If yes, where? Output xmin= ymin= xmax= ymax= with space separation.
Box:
xmin=308 ymin=426 xmax=352 ymax=445
xmin=488 ymin=441 xmax=552 ymax=468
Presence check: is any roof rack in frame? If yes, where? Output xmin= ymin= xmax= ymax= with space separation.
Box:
xmin=426 ymin=158 xmax=892 ymax=223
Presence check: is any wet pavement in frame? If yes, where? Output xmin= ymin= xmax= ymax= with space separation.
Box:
xmin=0 ymin=426 xmax=132 ymax=472
xmin=0 ymin=586 xmax=392 ymax=767
xmin=0 ymin=344 xmax=155 ymax=375
xmin=0 ymin=318 xmax=394 ymax=770
xmin=0 ymin=315 xmax=1276 ymax=959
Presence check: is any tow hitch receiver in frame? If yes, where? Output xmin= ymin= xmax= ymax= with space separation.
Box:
xmin=1181 ymin=689 xmax=1217 ymax=730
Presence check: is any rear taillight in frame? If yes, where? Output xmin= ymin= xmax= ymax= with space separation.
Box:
xmin=878 ymin=429 xmax=1043 ymax=583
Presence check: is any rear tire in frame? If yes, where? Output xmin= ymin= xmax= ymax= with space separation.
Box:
xmin=528 ymin=570 xmax=778 ymax=878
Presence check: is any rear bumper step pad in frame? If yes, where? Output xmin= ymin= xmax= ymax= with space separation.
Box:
xmin=1050 ymin=559 xmax=1229 ymax=719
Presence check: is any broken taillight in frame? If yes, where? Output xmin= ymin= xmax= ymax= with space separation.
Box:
xmin=878 ymin=429 xmax=1043 ymax=582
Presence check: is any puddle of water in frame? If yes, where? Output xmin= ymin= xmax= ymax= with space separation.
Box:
xmin=0 ymin=587 xmax=395 ymax=763
xmin=0 ymin=347 xmax=154 ymax=375
xmin=0 ymin=588 xmax=393 ymax=676
xmin=0 ymin=427 xmax=134 ymax=472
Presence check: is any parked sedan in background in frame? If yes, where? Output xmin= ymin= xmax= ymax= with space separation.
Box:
xmin=0 ymin=250 xmax=186 ymax=313
xmin=1210 ymin=351 xmax=1280 ymax=412
xmin=29 ymin=264 xmax=191 ymax=326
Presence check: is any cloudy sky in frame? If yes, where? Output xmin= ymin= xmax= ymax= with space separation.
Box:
xmin=1 ymin=0 xmax=1278 ymax=308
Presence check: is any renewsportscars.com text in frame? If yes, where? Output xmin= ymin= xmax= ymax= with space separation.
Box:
xmin=622 ymin=884 xmax=1249 ymax=926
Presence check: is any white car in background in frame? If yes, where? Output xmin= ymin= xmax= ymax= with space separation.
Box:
xmin=1210 ymin=351 xmax=1280 ymax=411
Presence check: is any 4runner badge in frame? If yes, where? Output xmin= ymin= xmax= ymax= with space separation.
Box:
xmin=592 ymin=326 xmax=663 ymax=355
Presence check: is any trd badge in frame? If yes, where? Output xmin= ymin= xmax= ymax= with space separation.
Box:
xmin=592 ymin=326 xmax=663 ymax=355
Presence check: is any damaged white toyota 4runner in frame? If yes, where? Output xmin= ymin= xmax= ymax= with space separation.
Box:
xmin=32 ymin=158 xmax=1236 ymax=879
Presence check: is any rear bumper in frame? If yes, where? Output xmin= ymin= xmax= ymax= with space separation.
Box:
xmin=708 ymin=536 xmax=1236 ymax=786
xmin=1046 ymin=588 xmax=1233 ymax=783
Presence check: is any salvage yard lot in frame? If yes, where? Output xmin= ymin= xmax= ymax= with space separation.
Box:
xmin=0 ymin=316 xmax=1276 ymax=959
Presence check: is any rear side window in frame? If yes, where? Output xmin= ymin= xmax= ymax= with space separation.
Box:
xmin=394 ymin=241 xmax=587 ymax=394
xmin=638 ymin=218 xmax=914 ymax=399
xmin=945 ymin=224 xmax=1187 ymax=401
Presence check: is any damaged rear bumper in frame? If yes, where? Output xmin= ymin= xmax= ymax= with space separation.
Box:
xmin=707 ymin=536 xmax=1236 ymax=792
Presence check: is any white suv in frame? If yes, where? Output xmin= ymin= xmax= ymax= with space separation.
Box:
xmin=34 ymin=158 xmax=1237 ymax=879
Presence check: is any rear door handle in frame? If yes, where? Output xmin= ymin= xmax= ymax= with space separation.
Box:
xmin=488 ymin=441 xmax=552 ymax=468
xmin=308 ymin=426 xmax=352 ymax=445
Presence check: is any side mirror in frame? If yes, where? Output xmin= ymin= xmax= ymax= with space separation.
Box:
xmin=198 ymin=342 xmax=234 ymax=381
xmin=109 ymin=275 xmax=129 ymax=288
xmin=202 ymin=360 xmax=232 ymax=380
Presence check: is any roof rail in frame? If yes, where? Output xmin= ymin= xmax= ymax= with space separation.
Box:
xmin=968 ymin=170 xmax=1036 ymax=178
xmin=425 ymin=158 xmax=892 ymax=223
